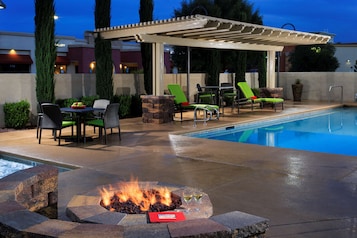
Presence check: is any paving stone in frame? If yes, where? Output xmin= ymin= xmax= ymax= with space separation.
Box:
xmin=168 ymin=218 xmax=231 ymax=238
xmin=25 ymin=219 xmax=80 ymax=237
xmin=0 ymin=190 xmax=15 ymax=203
xmin=210 ymin=211 xmax=269 ymax=237
xmin=66 ymin=205 xmax=108 ymax=222
xmin=0 ymin=210 xmax=48 ymax=231
xmin=67 ymin=194 xmax=101 ymax=207
xmin=84 ymin=210 xmax=127 ymax=225
xmin=124 ymin=223 xmax=170 ymax=238
xmin=60 ymin=223 xmax=124 ymax=238
xmin=118 ymin=213 xmax=148 ymax=226
xmin=0 ymin=200 xmax=25 ymax=214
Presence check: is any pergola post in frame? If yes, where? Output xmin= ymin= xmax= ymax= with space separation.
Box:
xmin=266 ymin=50 xmax=276 ymax=88
xmin=152 ymin=42 xmax=164 ymax=96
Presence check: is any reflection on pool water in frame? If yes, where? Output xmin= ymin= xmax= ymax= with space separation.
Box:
xmin=0 ymin=154 xmax=71 ymax=179
xmin=185 ymin=107 xmax=357 ymax=157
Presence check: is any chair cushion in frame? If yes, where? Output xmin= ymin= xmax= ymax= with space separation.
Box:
xmin=86 ymin=119 xmax=104 ymax=127
xmin=62 ymin=121 xmax=76 ymax=127
xmin=260 ymin=98 xmax=284 ymax=103
xmin=190 ymin=104 xmax=219 ymax=110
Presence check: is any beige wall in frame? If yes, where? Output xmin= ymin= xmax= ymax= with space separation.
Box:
xmin=279 ymin=72 xmax=357 ymax=102
xmin=1 ymin=72 xmax=357 ymax=127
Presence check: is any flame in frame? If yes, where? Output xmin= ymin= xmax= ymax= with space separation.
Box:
xmin=100 ymin=177 xmax=172 ymax=212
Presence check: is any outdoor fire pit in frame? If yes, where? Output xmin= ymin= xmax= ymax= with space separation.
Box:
xmin=66 ymin=180 xmax=213 ymax=225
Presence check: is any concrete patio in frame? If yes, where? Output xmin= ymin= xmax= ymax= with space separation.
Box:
xmin=1 ymin=101 xmax=357 ymax=237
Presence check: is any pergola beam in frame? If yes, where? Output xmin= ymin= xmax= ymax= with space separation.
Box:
xmin=135 ymin=34 xmax=283 ymax=52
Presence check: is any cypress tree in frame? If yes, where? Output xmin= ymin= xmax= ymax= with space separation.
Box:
xmin=139 ymin=0 xmax=153 ymax=95
xmin=34 ymin=0 xmax=56 ymax=103
xmin=206 ymin=49 xmax=220 ymax=86
xmin=95 ymin=0 xmax=113 ymax=100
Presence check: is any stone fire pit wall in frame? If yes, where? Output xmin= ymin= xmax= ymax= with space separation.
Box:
xmin=0 ymin=165 xmax=269 ymax=237
xmin=141 ymin=95 xmax=175 ymax=124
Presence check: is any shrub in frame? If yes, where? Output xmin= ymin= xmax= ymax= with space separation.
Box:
xmin=130 ymin=94 xmax=142 ymax=117
xmin=3 ymin=100 xmax=30 ymax=129
xmin=81 ymin=95 xmax=99 ymax=107
xmin=113 ymin=95 xmax=131 ymax=118
xmin=55 ymin=98 xmax=78 ymax=108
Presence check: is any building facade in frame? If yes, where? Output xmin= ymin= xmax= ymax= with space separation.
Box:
xmin=0 ymin=31 xmax=171 ymax=74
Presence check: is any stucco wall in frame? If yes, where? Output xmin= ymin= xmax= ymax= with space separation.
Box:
xmin=1 ymin=72 xmax=357 ymax=128
xmin=279 ymin=72 xmax=357 ymax=102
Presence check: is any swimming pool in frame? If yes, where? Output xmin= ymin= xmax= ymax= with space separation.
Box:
xmin=185 ymin=107 xmax=357 ymax=156
xmin=0 ymin=154 xmax=71 ymax=179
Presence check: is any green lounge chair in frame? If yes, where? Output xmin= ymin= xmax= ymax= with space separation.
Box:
xmin=237 ymin=82 xmax=284 ymax=112
xmin=167 ymin=84 xmax=219 ymax=125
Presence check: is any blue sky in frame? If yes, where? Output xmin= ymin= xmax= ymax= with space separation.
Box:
xmin=0 ymin=0 xmax=355 ymax=43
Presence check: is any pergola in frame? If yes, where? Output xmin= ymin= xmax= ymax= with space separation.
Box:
xmin=94 ymin=14 xmax=331 ymax=95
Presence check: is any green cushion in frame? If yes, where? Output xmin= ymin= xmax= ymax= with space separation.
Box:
xmin=190 ymin=104 xmax=219 ymax=110
xmin=62 ymin=121 xmax=76 ymax=128
xmin=86 ymin=119 xmax=104 ymax=127
xmin=223 ymin=92 xmax=236 ymax=97
xmin=168 ymin=84 xmax=189 ymax=105
xmin=199 ymin=94 xmax=215 ymax=98
xmin=260 ymin=98 xmax=284 ymax=103
xmin=238 ymin=82 xmax=255 ymax=98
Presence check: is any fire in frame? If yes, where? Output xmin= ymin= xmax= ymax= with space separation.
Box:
xmin=100 ymin=177 xmax=173 ymax=212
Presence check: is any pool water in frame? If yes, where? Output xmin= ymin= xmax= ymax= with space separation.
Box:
xmin=0 ymin=154 xmax=71 ymax=179
xmin=186 ymin=107 xmax=357 ymax=156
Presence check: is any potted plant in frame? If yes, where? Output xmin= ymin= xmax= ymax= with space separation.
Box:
xmin=292 ymin=79 xmax=303 ymax=101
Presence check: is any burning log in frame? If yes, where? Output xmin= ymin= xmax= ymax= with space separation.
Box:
xmin=100 ymin=189 xmax=182 ymax=214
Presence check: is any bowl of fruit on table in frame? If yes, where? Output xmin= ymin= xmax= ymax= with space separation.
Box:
xmin=71 ymin=102 xmax=86 ymax=109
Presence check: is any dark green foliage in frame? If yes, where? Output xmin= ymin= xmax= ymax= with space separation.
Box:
xmin=130 ymin=94 xmax=143 ymax=117
xmin=235 ymin=51 xmax=247 ymax=83
xmin=139 ymin=0 xmax=154 ymax=94
xmin=112 ymin=94 xmax=142 ymax=118
xmin=81 ymin=95 xmax=100 ymax=107
xmin=206 ymin=50 xmax=220 ymax=86
xmin=95 ymin=0 xmax=113 ymax=100
xmin=257 ymin=52 xmax=267 ymax=88
xmin=55 ymin=98 xmax=78 ymax=108
xmin=3 ymin=100 xmax=30 ymax=129
xmin=34 ymin=0 xmax=56 ymax=103
xmin=289 ymin=43 xmax=339 ymax=72
xmin=112 ymin=95 xmax=131 ymax=118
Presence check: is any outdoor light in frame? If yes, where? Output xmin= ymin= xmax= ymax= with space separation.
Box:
xmin=0 ymin=0 xmax=6 ymax=9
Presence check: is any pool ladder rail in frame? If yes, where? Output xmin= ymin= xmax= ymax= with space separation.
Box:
xmin=328 ymin=85 xmax=343 ymax=104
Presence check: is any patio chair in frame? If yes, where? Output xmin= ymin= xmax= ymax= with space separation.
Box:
xmin=237 ymin=82 xmax=284 ymax=112
xmin=36 ymin=101 xmax=50 ymax=139
xmin=91 ymin=99 xmax=110 ymax=133
xmin=196 ymin=83 xmax=215 ymax=104
xmin=38 ymin=103 xmax=76 ymax=145
xmin=167 ymin=84 xmax=219 ymax=125
xmin=85 ymin=103 xmax=121 ymax=144
xmin=219 ymin=83 xmax=238 ymax=114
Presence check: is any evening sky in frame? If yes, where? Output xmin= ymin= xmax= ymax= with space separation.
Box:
xmin=0 ymin=0 xmax=355 ymax=43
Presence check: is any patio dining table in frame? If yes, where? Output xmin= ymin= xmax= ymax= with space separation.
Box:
xmin=60 ymin=107 xmax=104 ymax=143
